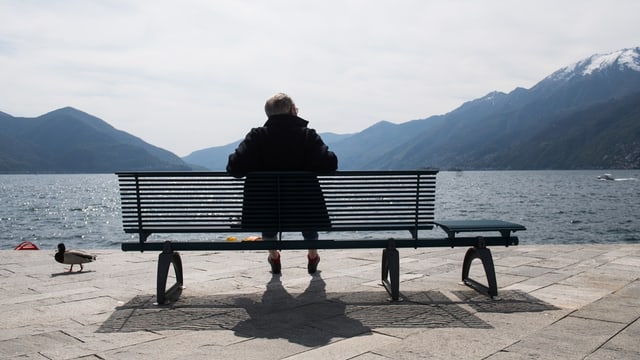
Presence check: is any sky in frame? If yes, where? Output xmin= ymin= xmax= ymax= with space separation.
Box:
xmin=1 ymin=1 xmax=640 ymax=156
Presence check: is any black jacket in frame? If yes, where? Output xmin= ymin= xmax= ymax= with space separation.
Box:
xmin=226 ymin=114 xmax=338 ymax=231
xmin=226 ymin=114 xmax=337 ymax=176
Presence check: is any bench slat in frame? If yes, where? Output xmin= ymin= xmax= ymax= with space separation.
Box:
xmin=117 ymin=171 xmax=438 ymax=238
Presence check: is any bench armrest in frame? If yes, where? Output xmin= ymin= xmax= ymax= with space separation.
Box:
xmin=435 ymin=220 xmax=526 ymax=240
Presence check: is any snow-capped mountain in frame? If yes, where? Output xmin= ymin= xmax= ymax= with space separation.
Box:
xmin=184 ymin=47 xmax=640 ymax=170
xmin=330 ymin=47 xmax=640 ymax=170
xmin=547 ymin=47 xmax=640 ymax=81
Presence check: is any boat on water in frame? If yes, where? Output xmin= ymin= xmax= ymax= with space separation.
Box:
xmin=597 ymin=173 xmax=615 ymax=181
xmin=597 ymin=173 xmax=639 ymax=181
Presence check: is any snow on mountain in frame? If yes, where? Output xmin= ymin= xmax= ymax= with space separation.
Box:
xmin=548 ymin=47 xmax=640 ymax=81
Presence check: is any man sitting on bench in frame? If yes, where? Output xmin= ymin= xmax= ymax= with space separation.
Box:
xmin=226 ymin=92 xmax=338 ymax=274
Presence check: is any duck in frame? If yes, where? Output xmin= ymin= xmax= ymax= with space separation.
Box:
xmin=54 ymin=243 xmax=97 ymax=272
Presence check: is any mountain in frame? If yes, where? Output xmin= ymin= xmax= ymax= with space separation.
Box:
xmin=4 ymin=48 xmax=639 ymax=172
xmin=182 ymin=140 xmax=241 ymax=171
xmin=0 ymin=107 xmax=191 ymax=173
xmin=184 ymin=48 xmax=640 ymax=170
xmin=331 ymin=47 xmax=640 ymax=170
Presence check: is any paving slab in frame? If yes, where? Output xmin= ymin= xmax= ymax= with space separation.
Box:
xmin=1 ymin=244 xmax=639 ymax=359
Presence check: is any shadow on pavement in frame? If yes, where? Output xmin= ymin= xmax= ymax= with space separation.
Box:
xmin=98 ymin=276 xmax=557 ymax=346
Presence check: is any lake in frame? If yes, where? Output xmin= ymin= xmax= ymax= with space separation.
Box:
xmin=1 ymin=171 xmax=638 ymax=250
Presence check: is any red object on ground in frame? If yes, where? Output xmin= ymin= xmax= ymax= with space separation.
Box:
xmin=15 ymin=241 xmax=39 ymax=250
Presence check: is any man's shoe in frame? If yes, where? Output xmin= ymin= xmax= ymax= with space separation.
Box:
xmin=268 ymin=254 xmax=281 ymax=274
xmin=307 ymin=254 xmax=320 ymax=274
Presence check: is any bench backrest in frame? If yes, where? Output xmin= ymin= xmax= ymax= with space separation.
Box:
xmin=117 ymin=170 xmax=437 ymax=240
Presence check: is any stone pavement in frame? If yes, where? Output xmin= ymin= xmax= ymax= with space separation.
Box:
xmin=1 ymin=244 xmax=639 ymax=359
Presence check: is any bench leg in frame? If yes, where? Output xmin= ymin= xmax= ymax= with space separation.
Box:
xmin=381 ymin=247 xmax=400 ymax=301
xmin=157 ymin=242 xmax=184 ymax=305
xmin=462 ymin=246 xmax=498 ymax=297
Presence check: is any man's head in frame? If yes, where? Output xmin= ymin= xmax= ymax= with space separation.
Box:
xmin=265 ymin=93 xmax=297 ymax=116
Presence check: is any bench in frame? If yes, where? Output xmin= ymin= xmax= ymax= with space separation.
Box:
xmin=116 ymin=170 xmax=525 ymax=304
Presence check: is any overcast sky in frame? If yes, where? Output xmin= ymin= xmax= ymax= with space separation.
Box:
xmin=1 ymin=0 xmax=639 ymax=156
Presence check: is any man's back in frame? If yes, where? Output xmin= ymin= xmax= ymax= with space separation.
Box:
xmin=227 ymin=113 xmax=337 ymax=176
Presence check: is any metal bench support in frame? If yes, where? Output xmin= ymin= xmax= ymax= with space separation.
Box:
xmin=156 ymin=241 xmax=184 ymax=305
xmin=461 ymin=243 xmax=498 ymax=297
xmin=381 ymin=240 xmax=400 ymax=300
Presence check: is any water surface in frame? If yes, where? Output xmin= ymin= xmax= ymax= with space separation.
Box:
xmin=1 ymin=171 xmax=638 ymax=250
